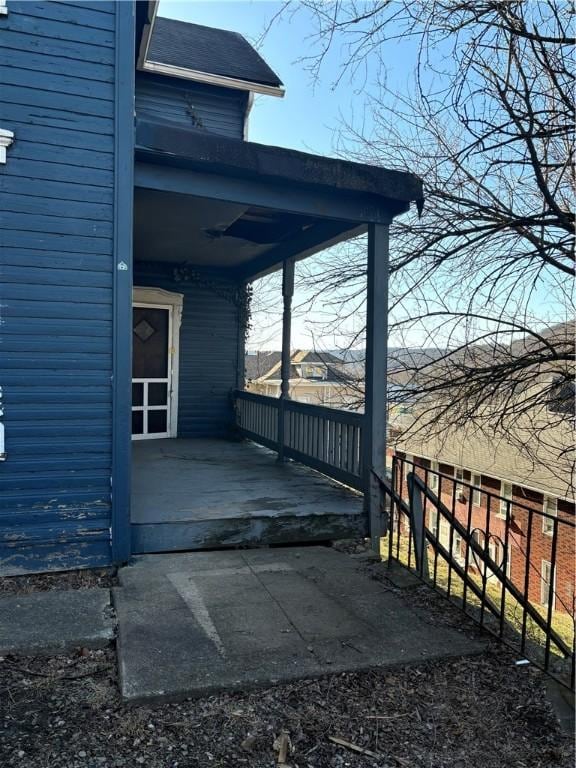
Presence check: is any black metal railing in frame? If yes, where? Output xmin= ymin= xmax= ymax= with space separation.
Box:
xmin=234 ymin=390 xmax=364 ymax=491
xmin=376 ymin=456 xmax=575 ymax=690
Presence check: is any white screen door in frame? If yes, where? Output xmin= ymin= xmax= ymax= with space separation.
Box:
xmin=132 ymin=303 xmax=172 ymax=439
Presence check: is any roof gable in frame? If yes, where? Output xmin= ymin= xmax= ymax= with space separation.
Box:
xmin=147 ymin=17 xmax=283 ymax=89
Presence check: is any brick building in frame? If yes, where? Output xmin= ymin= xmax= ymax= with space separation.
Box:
xmin=388 ymin=381 xmax=575 ymax=617
xmin=391 ymin=451 xmax=575 ymax=616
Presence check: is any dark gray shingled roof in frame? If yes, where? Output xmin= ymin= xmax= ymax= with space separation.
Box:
xmin=245 ymin=351 xmax=282 ymax=381
xmin=148 ymin=17 xmax=283 ymax=88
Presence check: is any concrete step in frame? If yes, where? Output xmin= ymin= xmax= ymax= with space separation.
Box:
xmin=114 ymin=546 xmax=486 ymax=703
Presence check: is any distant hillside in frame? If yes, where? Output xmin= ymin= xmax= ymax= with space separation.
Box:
xmin=246 ymin=348 xmax=448 ymax=381
xmin=328 ymin=348 xmax=446 ymax=372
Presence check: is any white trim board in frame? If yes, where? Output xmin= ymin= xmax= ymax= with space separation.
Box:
xmin=140 ymin=59 xmax=285 ymax=98
xmin=132 ymin=287 xmax=183 ymax=440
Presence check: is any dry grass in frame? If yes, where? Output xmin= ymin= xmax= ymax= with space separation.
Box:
xmin=382 ymin=533 xmax=574 ymax=678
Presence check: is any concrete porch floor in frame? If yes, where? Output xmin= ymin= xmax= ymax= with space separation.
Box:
xmin=131 ymin=439 xmax=366 ymax=553
xmin=114 ymin=546 xmax=484 ymax=703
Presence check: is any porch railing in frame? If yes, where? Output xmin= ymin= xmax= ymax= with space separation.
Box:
xmin=234 ymin=390 xmax=364 ymax=491
xmin=376 ymin=456 xmax=575 ymax=690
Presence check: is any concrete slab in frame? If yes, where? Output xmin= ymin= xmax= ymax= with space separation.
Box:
xmin=130 ymin=439 xmax=366 ymax=553
xmin=0 ymin=588 xmax=115 ymax=656
xmin=115 ymin=547 xmax=485 ymax=703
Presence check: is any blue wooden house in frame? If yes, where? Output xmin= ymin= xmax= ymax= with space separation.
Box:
xmin=0 ymin=1 xmax=423 ymax=574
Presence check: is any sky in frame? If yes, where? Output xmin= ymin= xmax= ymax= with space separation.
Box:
xmin=157 ymin=1 xmax=418 ymax=351
xmin=155 ymin=2 xmax=562 ymax=353
xmin=158 ymin=0 xmax=410 ymax=155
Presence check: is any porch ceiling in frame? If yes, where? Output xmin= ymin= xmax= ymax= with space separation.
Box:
xmin=133 ymin=187 xmax=364 ymax=277
xmin=134 ymin=117 xmax=424 ymax=279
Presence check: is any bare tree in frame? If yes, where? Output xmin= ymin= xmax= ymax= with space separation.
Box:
xmin=266 ymin=0 xmax=575 ymax=490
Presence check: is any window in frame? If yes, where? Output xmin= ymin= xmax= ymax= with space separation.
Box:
xmin=452 ymin=532 xmax=465 ymax=565
xmin=455 ymin=468 xmax=465 ymax=499
xmin=542 ymin=496 xmax=557 ymax=536
xmin=541 ymin=560 xmax=555 ymax=609
xmin=429 ymin=461 xmax=439 ymax=492
xmin=471 ymin=532 xmax=509 ymax=579
xmin=499 ymin=482 xmax=513 ymax=518
xmin=428 ymin=508 xmax=439 ymax=538
xmin=404 ymin=454 xmax=414 ymax=475
xmin=302 ymin=364 xmax=327 ymax=380
xmin=472 ymin=474 xmax=482 ymax=507
xmin=471 ymin=529 xmax=485 ymax=570
xmin=439 ymin=519 xmax=450 ymax=549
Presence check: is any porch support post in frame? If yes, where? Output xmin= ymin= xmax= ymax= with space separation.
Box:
xmin=277 ymin=257 xmax=295 ymax=461
xmin=111 ymin=1 xmax=135 ymax=565
xmin=364 ymin=223 xmax=389 ymax=553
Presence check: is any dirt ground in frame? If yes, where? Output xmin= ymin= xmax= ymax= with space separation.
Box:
xmin=0 ymin=568 xmax=117 ymax=597
xmin=1 ymin=644 xmax=573 ymax=767
xmin=0 ymin=554 xmax=573 ymax=768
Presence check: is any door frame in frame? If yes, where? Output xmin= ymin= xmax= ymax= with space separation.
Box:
xmin=132 ymin=287 xmax=183 ymax=439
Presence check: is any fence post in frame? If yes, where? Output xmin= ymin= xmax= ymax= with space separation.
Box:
xmin=278 ymin=258 xmax=294 ymax=461
xmin=407 ymin=472 xmax=429 ymax=579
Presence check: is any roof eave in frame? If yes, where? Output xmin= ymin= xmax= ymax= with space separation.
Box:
xmin=136 ymin=0 xmax=160 ymax=70
xmin=135 ymin=118 xmax=423 ymax=216
xmin=139 ymin=59 xmax=285 ymax=98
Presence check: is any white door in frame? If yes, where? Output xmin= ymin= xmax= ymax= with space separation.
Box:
xmin=132 ymin=302 xmax=173 ymax=440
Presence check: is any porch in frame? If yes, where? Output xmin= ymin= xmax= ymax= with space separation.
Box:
xmin=121 ymin=120 xmax=423 ymax=559
xmin=131 ymin=436 xmax=365 ymax=554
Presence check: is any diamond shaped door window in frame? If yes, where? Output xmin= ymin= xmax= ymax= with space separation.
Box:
xmin=133 ymin=319 xmax=156 ymax=342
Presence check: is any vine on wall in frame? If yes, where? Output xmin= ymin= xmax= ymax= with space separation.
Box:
xmin=173 ymin=264 xmax=253 ymax=344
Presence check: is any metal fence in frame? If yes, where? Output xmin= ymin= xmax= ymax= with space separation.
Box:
xmin=234 ymin=390 xmax=364 ymax=491
xmin=377 ymin=455 xmax=575 ymax=690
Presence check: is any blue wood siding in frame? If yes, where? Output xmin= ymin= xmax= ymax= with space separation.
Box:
xmin=134 ymin=263 xmax=243 ymax=437
xmin=136 ymin=73 xmax=247 ymax=139
xmin=0 ymin=1 xmax=121 ymax=574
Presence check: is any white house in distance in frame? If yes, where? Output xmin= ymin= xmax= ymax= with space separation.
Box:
xmin=246 ymin=350 xmax=359 ymax=408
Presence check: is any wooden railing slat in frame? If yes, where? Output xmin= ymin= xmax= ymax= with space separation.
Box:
xmin=234 ymin=390 xmax=365 ymax=491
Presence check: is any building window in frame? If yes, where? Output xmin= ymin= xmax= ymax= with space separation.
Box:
xmin=499 ymin=482 xmax=513 ymax=518
xmin=404 ymin=454 xmax=414 ymax=476
xmin=471 ymin=532 xmax=510 ymax=580
xmin=472 ymin=474 xmax=482 ymax=507
xmin=455 ymin=468 xmax=465 ymax=499
xmin=452 ymin=532 xmax=465 ymax=565
xmin=542 ymin=496 xmax=557 ymax=536
xmin=428 ymin=508 xmax=439 ymax=538
xmin=439 ymin=519 xmax=450 ymax=549
xmin=492 ymin=540 xmax=511 ymax=579
xmin=429 ymin=461 xmax=439 ymax=491
xmin=541 ymin=559 xmax=555 ymax=609
xmin=301 ymin=364 xmax=327 ymax=380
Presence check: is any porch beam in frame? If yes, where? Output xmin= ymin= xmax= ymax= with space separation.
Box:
xmin=238 ymin=221 xmax=366 ymax=282
xmin=277 ymin=257 xmax=295 ymax=462
xmin=364 ymin=223 xmax=389 ymax=552
xmin=135 ymin=161 xmax=398 ymax=225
